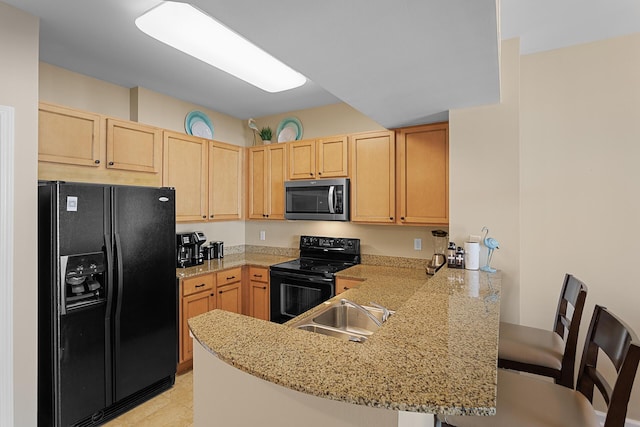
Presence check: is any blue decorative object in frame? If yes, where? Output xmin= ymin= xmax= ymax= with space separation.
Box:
xmin=480 ymin=226 xmax=499 ymax=273
xmin=185 ymin=110 xmax=214 ymax=139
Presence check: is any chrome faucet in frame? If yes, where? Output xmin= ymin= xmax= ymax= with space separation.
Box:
xmin=368 ymin=302 xmax=391 ymax=322
xmin=340 ymin=299 xmax=383 ymax=327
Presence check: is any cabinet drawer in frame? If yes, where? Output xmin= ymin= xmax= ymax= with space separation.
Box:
xmin=216 ymin=267 xmax=242 ymax=287
xmin=183 ymin=274 xmax=214 ymax=296
xmin=249 ymin=266 xmax=268 ymax=283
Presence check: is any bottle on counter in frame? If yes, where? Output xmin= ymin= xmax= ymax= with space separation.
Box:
xmin=447 ymin=242 xmax=457 ymax=267
xmin=455 ymin=247 xmax=465 ymax=269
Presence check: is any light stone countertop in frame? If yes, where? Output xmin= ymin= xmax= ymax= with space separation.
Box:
xmin=189 ymin=265 xmax=501 ymax=416
xmin=175 ymin=253 xmax=295 ymax=279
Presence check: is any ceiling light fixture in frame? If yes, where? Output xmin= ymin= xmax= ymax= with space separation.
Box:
xmin=135 ymin=1 xmax=307 ymax=93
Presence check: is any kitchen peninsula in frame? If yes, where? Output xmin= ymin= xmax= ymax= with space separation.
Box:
xmin=189 ymin=266 xmax=501 ymax=427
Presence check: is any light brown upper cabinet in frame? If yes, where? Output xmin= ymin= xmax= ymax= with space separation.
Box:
xmin=288 ymin=137 xmax=348 ymax=180
xmin=38 ymin=102 xmax=163 ymax=187
xmin=396 ymin=122 xmax=449 ymax=225
xmin=106 ymin=118 xmax=162 ymax=174
xmin=248 ymin=144 xmax=287 ymax=220
xmin=316 ymin=135 xmax=348 ymax=178
xmin=208 ymin=141 xmax=242 ymax=220
xmin=163 ymin=131 xmax=209 ymax=222
xmin=349 ymin=131 xmax=396 ymax=223
xmin=38 ymin=102 xmax=102 ymax=167
xmin=164 ymin=132 xmax=244 ymax=223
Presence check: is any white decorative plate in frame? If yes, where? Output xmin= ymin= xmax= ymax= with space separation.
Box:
xmin=276 ymin=117 xmax=303 ymax=142
xmin=185 ymin=111 xmax=214 ymax=139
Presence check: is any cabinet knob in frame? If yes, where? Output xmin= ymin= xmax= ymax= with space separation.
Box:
xmin=94 ymin=159 xmax=100 ymax=164
xmin=108 ymin=161 xmax=114 ymax=166
xmin=318 ymin=172 xmax=322 ymax=175
xmin=219 ymin=290 xmax=222 ymax=294
xmin=390 ymin=217 xmax=394 ymax=220
xmin=261 ymin=286 xmax=267 ymax=290
xmin=202 ymin=215 xmax=206 ymax=219
xmin=401 ymin=217 xmax=405 ymax=220
xmin=210 ymin=215 xmax=214 ymax=218
xmin=309 ymin=173 xmax=313 ymax=176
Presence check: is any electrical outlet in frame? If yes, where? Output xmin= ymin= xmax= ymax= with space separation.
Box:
xmin=414 ymin=238 xmax=422 ymax=250
xmin=259 ymin=230 xmax=266 ymax=241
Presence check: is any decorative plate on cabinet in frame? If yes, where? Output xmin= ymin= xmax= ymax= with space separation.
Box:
xmin=276 ymin=117 xmax=303 ymax=142
xmin=185 ymin=111 xmax=214 ymax=139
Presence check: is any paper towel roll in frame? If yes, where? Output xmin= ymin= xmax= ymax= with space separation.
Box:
xmin=464 ymin=241 xmax=480 ymax=270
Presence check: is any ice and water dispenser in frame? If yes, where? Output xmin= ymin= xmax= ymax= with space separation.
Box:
xmin=61 ymin=252 xmax=105 ymax=311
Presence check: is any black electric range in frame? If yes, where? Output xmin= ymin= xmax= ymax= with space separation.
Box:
xmin=269 ymin=235 xmax=360 ymax=323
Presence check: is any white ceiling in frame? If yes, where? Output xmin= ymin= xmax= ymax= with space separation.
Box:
xmin=5 ymin=0 xmax=640 ymax=128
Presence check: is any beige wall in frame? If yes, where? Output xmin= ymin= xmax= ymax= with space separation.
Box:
xmin=452 ymin=33 xmax=640 ymax=419
xmin=254 ymin=102 xmax=386 ymax=141
xmin=449 ymin=38 xmax=521 ymax=323
xmin=0 ymin=3 xmax=39 ymax=425
xmin=519 ymin=33 xmax=640 ymax=418
xmin=39 ymin=62 xmax=130 ymax=119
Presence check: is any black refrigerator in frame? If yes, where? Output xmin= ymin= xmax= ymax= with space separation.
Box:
xmin=38 ymin=181 xmax=178 ymax=427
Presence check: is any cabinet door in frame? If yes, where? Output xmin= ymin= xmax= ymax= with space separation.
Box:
xmin=181 ymin=291 xmax=214 ymax=363
xmin=335 ymin=277 xmax=364 ymax=295
xmin=249 ymin=280 xmax=270 ymax=320
xmin=288 ymin=139 xmax=316 ymax=179
xmin=106 ymin=118 xmax=162 ymax=173
xmin=349 ymin=131 xmax=396 ymax=223
xmin=397 ymin=123 xmax=449 ymax=225
xmin=216 ymin=283 xmax=242 ymax=314
xmin=248 ymin=147 xmax=267 ymax=219
xmin=317 ymin=136 xmax=348 ymax=178
xmin=266 ymin=144 xmax=287 ymax=220
xmin=249 ymin=267 xmax=269 ymax=320
xmin=163 ymin=131 xmax=208 ymax=222
xmin=248 ymin=145 xmax=286 ymax=220
xmin=209 ymin=141 xmax=242 ymax=220
xmin=38 ymin=102 xmax=102 ymax=167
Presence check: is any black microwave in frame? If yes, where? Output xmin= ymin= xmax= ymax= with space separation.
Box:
xmin=284 ymin=178 xmax=349 ymax=221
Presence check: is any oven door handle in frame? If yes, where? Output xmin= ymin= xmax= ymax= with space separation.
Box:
xmin=270 ymin=270 xmax=334 ymax=283
xmin=328 ymin=185 xmax=335 ymax=214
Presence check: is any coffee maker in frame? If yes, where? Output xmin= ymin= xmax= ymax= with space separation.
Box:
xmin=176 ymin=231 xmax=206 ymax=268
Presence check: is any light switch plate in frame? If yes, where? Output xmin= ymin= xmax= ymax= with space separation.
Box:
xmin=259 ymin=230 xmax=266 ymax=241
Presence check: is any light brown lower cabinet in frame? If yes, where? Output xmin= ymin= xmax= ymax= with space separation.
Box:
xmin=179 ymin=274 xmax=215 ymax=372
xmin=248 ymin=267 xmax=270 ymax=321
xmin=335 ymin=277 xmax=365 ymax=295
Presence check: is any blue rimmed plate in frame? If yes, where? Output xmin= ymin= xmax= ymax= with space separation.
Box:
xmin=185 ymin=111 xmax=214 ymax=139
xmin=276 ymin=117 xmax=303 ymax=142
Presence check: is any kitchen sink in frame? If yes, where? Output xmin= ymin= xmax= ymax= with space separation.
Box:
xmin=291 ymin=299 xmax=393 ymax=342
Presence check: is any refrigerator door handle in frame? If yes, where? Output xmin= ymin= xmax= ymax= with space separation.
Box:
xmin=59 ymin=255 xmax=69 ymax=315
xmin=113 ymin=232 xmax=124 ymax=369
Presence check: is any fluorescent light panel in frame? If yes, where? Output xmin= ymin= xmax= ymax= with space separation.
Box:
xmin=135 ymin=1 xmax=306 ymax=93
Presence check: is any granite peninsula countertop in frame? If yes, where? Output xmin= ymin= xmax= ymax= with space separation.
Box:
xmin=189 ymin=265 xmax=501 ymax=416
xmin=175 ymin=253 xmax=295 ymax=279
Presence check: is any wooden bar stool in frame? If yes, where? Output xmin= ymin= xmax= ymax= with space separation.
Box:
xmin=440 ymin=304 xmax=640 ymax=427
xmin=498 ymin=273 xmax=587 ymax=388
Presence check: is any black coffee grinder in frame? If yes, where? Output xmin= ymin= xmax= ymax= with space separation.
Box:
xmin=176 ymin=231 xmax=206 ymax=268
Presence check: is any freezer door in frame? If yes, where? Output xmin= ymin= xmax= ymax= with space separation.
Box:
xmin=38 ymin=182 xmax=111 ymax=426
xmin=112 ymin=186 xmax=177 ymax=401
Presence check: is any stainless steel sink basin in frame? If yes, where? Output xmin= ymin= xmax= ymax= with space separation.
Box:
xmin=290 ymin=299 xmax=393 ymax=342
xmin=312 ymin=304 xmax=385 ymax=335
xmin=296 ymin=324 xmax=368 ymax=342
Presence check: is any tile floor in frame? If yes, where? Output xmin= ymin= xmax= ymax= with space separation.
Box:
xmin=103 ymin=371 xmax=193 ymax=427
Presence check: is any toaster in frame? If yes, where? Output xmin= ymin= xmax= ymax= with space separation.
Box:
xmin=203 ymin=241 xmax=224 ymax=259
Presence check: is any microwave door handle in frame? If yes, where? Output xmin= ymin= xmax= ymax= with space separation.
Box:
xmin=328 ymin=186 xmax=335 ymax=214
